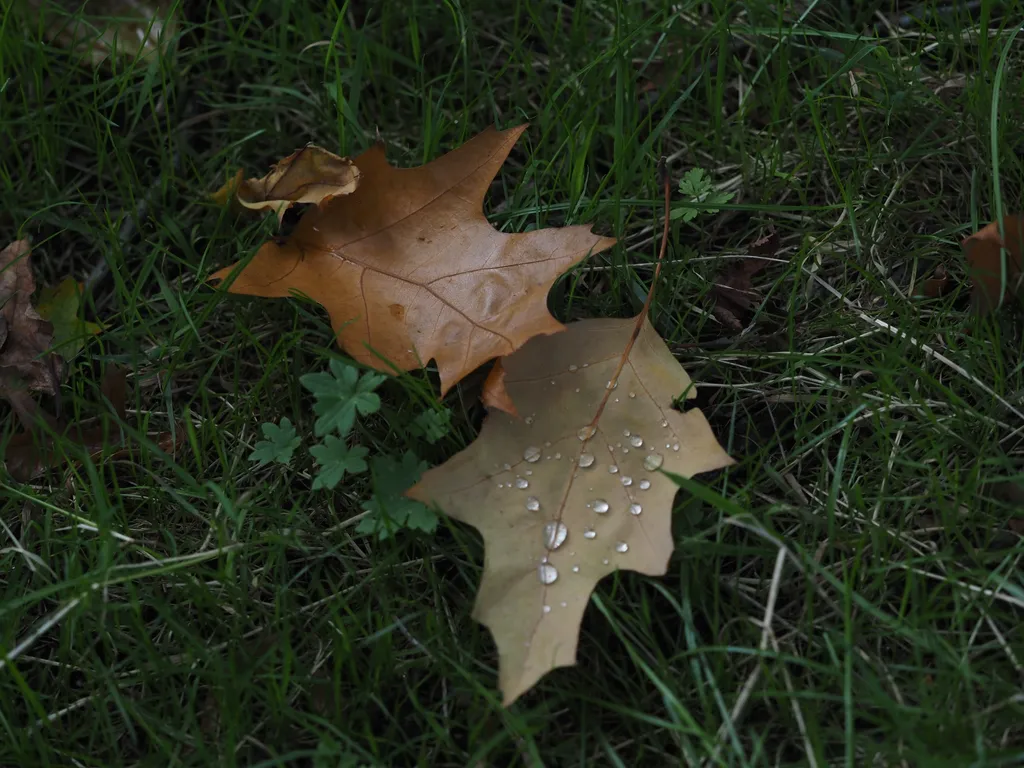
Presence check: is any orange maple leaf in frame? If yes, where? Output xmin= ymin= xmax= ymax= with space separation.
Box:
xmin=210 ymin=125 xmax=614 ymax=400
xmin=963 ymin=215 xmax=1024 ymax=314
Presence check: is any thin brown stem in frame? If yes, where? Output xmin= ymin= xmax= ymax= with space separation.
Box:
xmin=584 ymin=158 xmax=672 ymax=432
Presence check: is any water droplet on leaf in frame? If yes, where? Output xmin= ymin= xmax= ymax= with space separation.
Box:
xmin=643 ymin=453 xmax=664 ymax=471
xmin=629 ymin=435 xmax=643 ymax=448
xmin=583 ymin=527 xmax=597 ymax=539
xmin=639 ymin=479 xmax=651 ymax=490
xmin=515 ymin=477 xmax=529 ymax=489
xmin=526 ymin=496 xmax=541 ymax=512
xmin=621 ymin=476 xmax=633 ymax=487
xmin=543 ymin=521 xmax=568 ymax=550
xmin=538 ymin=564 xmax=558 ymax=584
xmin=608 ymin=465 xmax=619 ymax=474
xmin=542 ymin=604 xmax=551 ymax=613
xmin=578 ymin=453 xmax=595 ymax=468
xmin=524 ymin=446 xmax=541 ymax=463
xmin=577 ymin=425 xmax=596 ymax=441
xmin=629 ymin=503 xmax=642 ymax=516
xmin=615 ymin=541 xmax=629 ymax=553
xmin=592 ymin=499 xmax=609 ymax=514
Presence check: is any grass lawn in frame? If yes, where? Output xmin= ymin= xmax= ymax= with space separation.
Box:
xmin=3 ymin=0 xmax=1024 ymax=765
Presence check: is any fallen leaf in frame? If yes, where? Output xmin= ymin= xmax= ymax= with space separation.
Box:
xmin=407 ymin=316 xmax=733 ymax=704
xmin=708 ymin=228 xmax=778 ymax=331
xmin=481 ymin=360 xmax=518 ymax=416
xmin=210 ymin=169 xmax=244 ymax=208
xmin=747 ymin=227 xmax=780 ymax=257
xmin=210 ymin=125 xmax=615 ymax=401
xmin=2 ymin=367 xmax=178 ymax=481
xmin=27 ymin=0 xmax=178 ymax=67
xmin=36 ymin=278 xmax=103 ymax=359
xmin=916 ymin=264 xmax=952 ymax=299
xmin=233 ymin=146 xmax=360 ymax=225
xmin=963 ymin=215 xmax=1024 ymax=314
xmin=0 ymin=240 xmax=62 ymax=401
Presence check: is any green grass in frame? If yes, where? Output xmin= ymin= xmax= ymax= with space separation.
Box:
xmin=3 ymin=0 xmax=1024 ymax=765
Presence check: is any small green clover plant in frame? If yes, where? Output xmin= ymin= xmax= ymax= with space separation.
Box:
xmin=301 ymin=358 xmax=387 ymax=437
xmin=410 ymin=407 xmax=452 ymax=444
xmin=308 ymin=437 xmax=368 ymax=491
xmin=356 ymin=451 xmax=436 ymax=539
xmin=249 ymin=358 xmax=438 ymax=540
xmin=670 ymin=168 xmax=734 ymax=223
xmin=249 ymin=417 xmax=301 ymax=466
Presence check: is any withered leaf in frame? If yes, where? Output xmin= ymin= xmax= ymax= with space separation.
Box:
xmin=26 ymin=0 xmax=178 ymax=67
xmin=210 ymin=125 xmax=614 ymax=401
xmin=3 ymin=367 xmax=177 ymax=481
xmin=233 ymin=145 xmax=360 ymax=224
xmin=407 ymin=316 xmax=733 ymax=704
xmin=963 ymin=215 xmax=1024 ymax=314
xmin=0 ymin=240 xmax=62 ymax=400
xmin=916 ymin=264 xmax=952 ymax=300
xmin=709 ymin=228 xmax=778 ymax=332
xmin=711 ymin=259 xmax=769 ymax=331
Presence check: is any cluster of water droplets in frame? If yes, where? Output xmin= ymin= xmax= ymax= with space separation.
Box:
xmin=501 ymin=364 xmax=682 ymax=593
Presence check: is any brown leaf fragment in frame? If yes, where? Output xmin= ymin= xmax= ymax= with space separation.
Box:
xmin=210 ymin=125 xmax=615 ymax=399
xmin=747 ymin=226 xmax=780 ymax=257
xmin=963 ymin=215 xmax=1024 ymax=314
xmin=917 ymin=264 xmax=952 ymax=299
xmin=0 ymin=240 xmax=62 ymax=400
xmin=710 ymin=258 xmax=769 ymax=332
xmin=407 ymin=316 xmax=732 ymax=704
xmin=210 ymin=169 xmax=244 ymax=208
xmin=706 ymin=228 xmax=777 ymax=332
xmin=481 ymin=360 xmax=518 ymax=416
xmin=2 ymin=367 xmax=176 ymax=481
xmin=235 ymin=146 xmax=360 ymax=224
xmin=27 ymin=0 xmax=178 ymax=68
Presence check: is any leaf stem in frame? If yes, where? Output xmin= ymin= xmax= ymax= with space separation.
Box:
xmin=582 ymin=157 xmax=672 ymax=435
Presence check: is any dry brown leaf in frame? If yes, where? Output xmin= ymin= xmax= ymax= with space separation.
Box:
xmin=709 ymin=229 xmax=777 ymax=332
xmin=27 ymin=0 xmax=178 ymax=67
xmin=234 ymin=146 xmax=360 ymax=224
xmin=916 ymin=264 xmax=952 ymax=299
xmin=210 ymin=125 xmax=614 ymax=400
xmin=210 ymin=169 xmax=244 ymax=208
xmin=963 ymin=215 xmax=1024 ymax=314
xmin=0 ymin=240 xmax=62 ymax=401
xmin=481 ymin=359 xmax=518 ymax=416
xmin=407 ymin=316 xmax=733 ymax=704
xmin=3 ymin=367 xmax=178 ymax=481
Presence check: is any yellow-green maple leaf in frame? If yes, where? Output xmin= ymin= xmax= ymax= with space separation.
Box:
xmin=37 ymin=278 xmax=103 ymax=359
